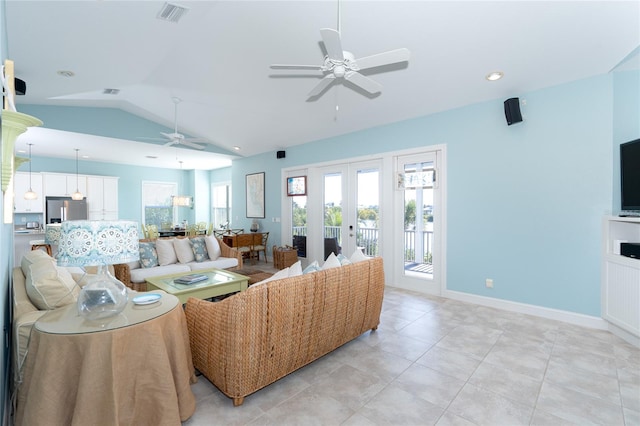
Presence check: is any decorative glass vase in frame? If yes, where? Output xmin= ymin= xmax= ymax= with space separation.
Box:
xmin=77 ymin=265 xmax=128 ymax=321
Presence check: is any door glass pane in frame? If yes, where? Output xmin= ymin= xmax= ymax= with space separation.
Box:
xmin=324 ymin=173 xmax=342 ymax=250
xmin=403 ymin=161 xmax=434 ymax=276
xmin=291 ymin=195 xmax=307 ymax=257
xmin=356 ymin=168 xmax=379 ymax=256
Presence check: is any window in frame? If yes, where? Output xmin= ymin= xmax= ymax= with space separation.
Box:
xmin=142 ymin=181 xmax=176 ymax=227
xmin=212 ymin=182 xmax=231 ymax=228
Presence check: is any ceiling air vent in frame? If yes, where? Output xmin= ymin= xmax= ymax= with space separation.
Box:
xmin=103 ymin=88 xmax=120 ymax=95
xmin=157 ymin=2 xmax=189 ymax=23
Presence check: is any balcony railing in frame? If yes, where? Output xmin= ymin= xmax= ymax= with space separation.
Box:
xmin=291 ymin=226 xmax=433 ymax=266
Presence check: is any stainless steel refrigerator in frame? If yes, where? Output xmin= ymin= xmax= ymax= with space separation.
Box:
xmin=45 ymin=197 xmax=88 ymax=223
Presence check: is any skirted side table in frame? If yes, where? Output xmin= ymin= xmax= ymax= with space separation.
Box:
xmin=15 ymin=292 xmax=197 ymax=426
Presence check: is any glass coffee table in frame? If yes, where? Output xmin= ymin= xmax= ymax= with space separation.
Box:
xmin=145 ymin=269 xmax=249 ymax=304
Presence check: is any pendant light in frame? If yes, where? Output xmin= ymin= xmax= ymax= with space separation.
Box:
xmin=71 ymin=148 xmax=84 ymax=200
xmin=23 ymin=143 xmax=38 ymax=200
xmin=172 ymin=160 xmax=192 ymax=207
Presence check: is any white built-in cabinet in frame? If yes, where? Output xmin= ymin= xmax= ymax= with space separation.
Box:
xmin=602 ymin=216 xmax=640 ymax=345
xmin=87 ymin=176 xmax=119 ymax=220
xmin=14 ymin=172 xmax=44 ymax=213
xmin=42 ymin=172 xmax=87 ymax=197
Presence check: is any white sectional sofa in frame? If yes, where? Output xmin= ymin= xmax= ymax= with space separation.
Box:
xmin=114 ymin=236 xmax=243 ymax=291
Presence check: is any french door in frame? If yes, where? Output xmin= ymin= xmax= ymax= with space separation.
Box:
xmin=321 ymin=160 xmax=382 ymax=260
xmin=394 ymin=151 xmax=442 ymax=293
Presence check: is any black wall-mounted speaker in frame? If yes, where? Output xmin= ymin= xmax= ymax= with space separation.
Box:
xmin=14 ymin=78 xmax=26 ymax=95
xmin=504 ymin=97 xmax=522 ymax=125
xmin=276 ymin=150 xmax=286 ymax=159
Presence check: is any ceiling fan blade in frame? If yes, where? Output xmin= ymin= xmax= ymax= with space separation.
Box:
xmin=345 ymin=71 xmax=383 ymax=94
xmin=160 ymin=132 xmax=178 ymax=140
xmin=164 ymin=141 xmax=178 ymax=147
xmin=308 ymin=74 xmax=336 ymax=97
xmin=355 ymin=48 xmax=411 ymax=71
xmin=184 ymin=137 xmax=210 ymax=143
xmin=270 ymin=64 xmax=323 ymax=70
xmin=181 ymin=141 xmax=205 ymax=150
xmin=320 ymin=28 xmax=344 ymax=61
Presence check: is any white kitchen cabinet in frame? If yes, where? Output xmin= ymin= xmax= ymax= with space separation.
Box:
xmin=87 ymin=176 xmax=119 ymax=220
xmin=43 ymin=172 xmax=87 ymax=197
xmin=14 ymin=172 xmax=44 ymax=213
xmin=602 ymin=215 xmax=640 ymax=346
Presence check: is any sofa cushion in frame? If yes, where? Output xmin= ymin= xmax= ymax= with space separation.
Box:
xmin=190 ymin=237 xmax=209 ymax=262
xmin=204 ymin=236 xmax=221 ymax=260
xmin=129 ymin=264 xmax=191 ymax=283
xmin=303 ymin=260 xmax=320 ymax=274
xmin=21 ymin=249 xmax=53 ymax=277
xmin=156 ymin=238 xmax=178 ymax=266
xmin=139 ymin=241 xmax=159 ymax=268
xmin=337 ymin=253 xmax=352 ymax=266
xmin=350 ymin=248 xmax=368 ymax=263
xmin=289 ymin=261 xmax=303 ymax=277
xmin=253 ymin=267 xmax=290 ymax=286
xmin=174 ymin=238 xmax=195 ymax=264
xmin=188 ymin=257 xmax=238 ymax=271
xmin=322 ymin=253 xmax=341 ymax=270
xmin=25 ymin=258 xmax=80 ymax=310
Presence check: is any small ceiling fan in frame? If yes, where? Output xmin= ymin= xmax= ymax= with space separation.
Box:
xmin=270 ymin=28 xmax=410 ymax=98
xmin=141 ymin=97 xmax=209 ymax=150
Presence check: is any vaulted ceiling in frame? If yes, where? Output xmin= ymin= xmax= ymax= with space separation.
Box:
xmin=5 ymin=1 xmax=639 ymax=169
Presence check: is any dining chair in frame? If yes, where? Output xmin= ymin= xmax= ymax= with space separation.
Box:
xmin=235 ymin=233 xmax=255 ymax=263
xmin=253 ymin=232 xmax=269 ymax=263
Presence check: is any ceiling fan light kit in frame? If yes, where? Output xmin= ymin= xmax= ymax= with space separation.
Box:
xmin=271 ymin=27 xmax=410 ymax=99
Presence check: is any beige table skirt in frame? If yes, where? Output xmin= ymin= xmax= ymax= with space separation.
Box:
xmin=15 ymin=303 xmax=197 ymax=425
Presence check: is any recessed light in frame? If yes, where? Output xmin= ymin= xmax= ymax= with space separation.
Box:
xmin=486 ymin=71 xmax=504 ymax=81
xmin=233 ymin=146 xmax=241 ymax=151
xmin=57 ymin=70 xmax=75 ymax=77
xmin=146 ymin=155 xmax=158 ymax=159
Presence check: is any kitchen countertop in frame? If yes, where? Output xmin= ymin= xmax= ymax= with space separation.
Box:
xmin=14 ymin=230 xmax=45 ymax=235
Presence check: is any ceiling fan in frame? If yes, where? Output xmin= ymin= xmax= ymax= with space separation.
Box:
xmin=270 ymin=28 xmax=410 ymax=98
xmin=140 ymin=97 xmax=209 ymax=150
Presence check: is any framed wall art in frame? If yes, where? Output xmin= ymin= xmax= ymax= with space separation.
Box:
xmin=286 ymin=176 xmax=307 ymax=196
xmin=246 ymin=172 xmax=265 ymax=218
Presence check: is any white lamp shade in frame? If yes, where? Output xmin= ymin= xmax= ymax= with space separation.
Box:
xmin=172 ymin=195 xmax=192 ymax=207
xmin=24 ymin=189 xmax=38 ymax=200
xmin=44 ymin=223 xmax=62 ymax=245
xmin=57 ymin=220 xmax=140 ymax=267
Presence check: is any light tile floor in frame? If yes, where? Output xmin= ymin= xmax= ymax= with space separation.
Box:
xmin=183 ymin=286 xmax=640 ymax=426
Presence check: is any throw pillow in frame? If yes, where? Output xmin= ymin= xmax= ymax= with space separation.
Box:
xmin=302 ymin=260 xmax=320 ymax=274
xmin=139 ymin=241 xmax=159 ymax=268
xmin=21 ymin=249 xmax=53 ymax=277
xmin=253 ymin=267 xmax=290 ymax=286
xmin=156 ymin=238 xmax=178 ymax=266
xmin=322 ymin=252 xmax=341 ymax=270
xmin=174 ymin=238 xmax=195 ymax=264
xmin=190 ymin=237 xmax=209 ymax=262
xmin=204 ymin=235 xmax=221 ymax=260
xmin=289 ymin=260 xmax=303 ymax=277
xmin=337 ymin=253 xmax=352 ymax=266
xmin=26 ymin=258 xmax=80 ymax=310
xmin=350 ymin=248 xmax=368 ymax=263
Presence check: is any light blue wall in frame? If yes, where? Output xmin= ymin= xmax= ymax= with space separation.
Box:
xmin=232 ymin=74 xmax=624 ymax=317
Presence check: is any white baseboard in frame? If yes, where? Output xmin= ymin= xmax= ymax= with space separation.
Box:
xmin=441 ymin=289 xmax=608 ymax=330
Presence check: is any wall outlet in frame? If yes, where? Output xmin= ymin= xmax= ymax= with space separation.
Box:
xmin=485 ymin=278 xmax=494 ymax=288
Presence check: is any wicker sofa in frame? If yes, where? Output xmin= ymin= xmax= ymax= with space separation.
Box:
xmin=114 ymin=236 xmax=243 ymax=291
xmin=184 ymin=256 xmax=384 ymax=406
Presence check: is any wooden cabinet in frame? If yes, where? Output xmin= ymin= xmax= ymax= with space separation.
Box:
xmin=602 ymin=216 xmax=640 ymax=345
xmin=14 ymin=172 xmax=44 ymax=213
xmin=87 ymin=176 xmax=119 ymax=220
xmin=42 ymin=172 xmax=87 ymax=197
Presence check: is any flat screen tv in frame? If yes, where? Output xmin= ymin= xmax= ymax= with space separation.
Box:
xmin=621 ymin=138 xmax=640 ymax=212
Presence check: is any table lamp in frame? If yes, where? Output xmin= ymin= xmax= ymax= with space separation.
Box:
xmin=57 ymin=220 xmax=139 ymax=321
